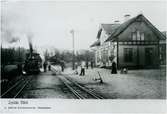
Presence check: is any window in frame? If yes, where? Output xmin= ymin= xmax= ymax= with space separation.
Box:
xmin=124 ymin=48 xmax=133 ymax=62
xmin=132 ymin=31 xmax=145 ymax=41
xmin=141 ymin=32 xmax=144 ymax=40
xmin=132 ymin=32 xmax=137 ymax=40
xmin=109 ymin=41 xmax=111 ymax=46
xmin=137 ymin=31 xmax=140 ymax=40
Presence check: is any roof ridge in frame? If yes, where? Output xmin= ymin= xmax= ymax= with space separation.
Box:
xmin=105 ymin=15 xmax=138 ymax=42
xmin=105 ymin=14 xmax=165 ymax=42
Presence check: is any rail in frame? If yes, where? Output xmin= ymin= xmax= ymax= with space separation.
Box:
xmin=1 ymin=76 xmax=32 ymax=98
xmin=51 ymin=65 xmax=104 ymax=99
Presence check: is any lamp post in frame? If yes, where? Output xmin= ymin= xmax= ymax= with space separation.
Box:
xmin=70 ymin=29 xmax=75 ymax=70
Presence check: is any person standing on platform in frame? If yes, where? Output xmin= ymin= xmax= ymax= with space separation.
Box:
xmin=61 ymin=62 xmax=65 ymax=72
xmin=80 ymin=61 xmax=85 ymax=76
xmin=111 ymin=61 xmax=117 ymax=74
xmin=48 ymin=61 xmax=51 ymax=71
xmin=91 ymin=61 xmax=94 ymax=69
xmin=43 ymin=61 xmax=47 ymax=72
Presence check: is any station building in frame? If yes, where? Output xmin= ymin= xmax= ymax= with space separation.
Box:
xmin=90 ymin=14 xmax=166 ymax=69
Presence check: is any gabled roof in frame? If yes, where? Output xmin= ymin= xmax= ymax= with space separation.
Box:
xmin=97 ymin=24 xmax=120 ymax=39
xmin=101 ymin=24 xmax=120 ymax=34
xmin=90 ymin=40 xmax=100 ymax=47
xmin=105 ymin=14 xmax=166 ymax=42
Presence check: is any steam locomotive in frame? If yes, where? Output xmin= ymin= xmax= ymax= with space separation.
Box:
xmin=23 ymin=38 xmax=42 ymax=75
xmin=23 ymin=52 xmax=42 ymax=74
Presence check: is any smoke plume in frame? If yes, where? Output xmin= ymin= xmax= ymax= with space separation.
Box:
xmin=27 ymin=33 xmax=33 ymax=53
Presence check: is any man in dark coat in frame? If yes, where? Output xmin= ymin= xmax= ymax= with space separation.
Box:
xmin=48 ymin=62 xmax=51 ymax=71
xmin=43 ymin=61 xmax=47 ymax=72
xmin=61 ymin=62 xmax=65 ymax=72
xmin=111 ymin=61 xmax=117 ymax=74
xmin=91 ymin=61 xmax=94 ymax=69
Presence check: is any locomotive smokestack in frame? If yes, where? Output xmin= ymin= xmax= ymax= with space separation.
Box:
xmin=27 ymin=33 xmax=33 ymax=59
xmin=27 ymin=34 xmax=33 ymax=53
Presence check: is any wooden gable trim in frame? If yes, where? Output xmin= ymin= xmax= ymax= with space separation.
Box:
xmin=140 ymin=15 xmax=166 ymax=40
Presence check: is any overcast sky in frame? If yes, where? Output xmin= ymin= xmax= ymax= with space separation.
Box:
xmin=1 ymin=1 xmax=167 ymax=51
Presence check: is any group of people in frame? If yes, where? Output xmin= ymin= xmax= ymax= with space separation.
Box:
xmin=75 ymin=61 xmax=94 ymax=76
xmin=43 ymin=61 xmax=65 ymax=72
xmin=86 ymin=61 xmax=94 ymax=69
xmin=73 ymin=60 xmax=118 ymax=76
xmin=77 ymin=61 xmax=117 ymax=76
xmin=43 ymin=61 xmax=51 ymax=72
xmin=42 ymin=60 xmax=117 ymax=75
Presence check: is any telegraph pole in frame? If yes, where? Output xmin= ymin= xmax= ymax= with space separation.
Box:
xmin=70 ymin=29 xmax=75 ymax=70
xmin=19 ymin=39 xmax=21 ymax=62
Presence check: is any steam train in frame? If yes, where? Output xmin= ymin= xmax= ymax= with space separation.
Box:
xmin=1 ymin=37 xmax=42 ymax=82
xmin=23 ymin=38 xmax=42 ymax=75
xmin=23 ymin=52 xmax=42 ymax=74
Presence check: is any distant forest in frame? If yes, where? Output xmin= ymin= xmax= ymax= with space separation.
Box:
xmin=1 ymin=46 xmax=95 ymax=66
xmin=44 ymin=49 xmax=95 ymax=64
xmin=1 ymin=47 xmax=27 ymax=66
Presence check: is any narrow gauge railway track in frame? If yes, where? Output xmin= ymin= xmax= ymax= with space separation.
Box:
xmin=1 ymin=76 xmax=32 ymax=98
xmin=1 ymin=76 xmax=23 ymax=94
xmin=58 ymin=76 xmax=104 ymax=99
xmin=65 ymin=76 xmax=104 ymax=99
xmin=51 ymin=65 xmax=104 ymax=99
xmin=58 ymin=75 xmax=104 ymax=99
